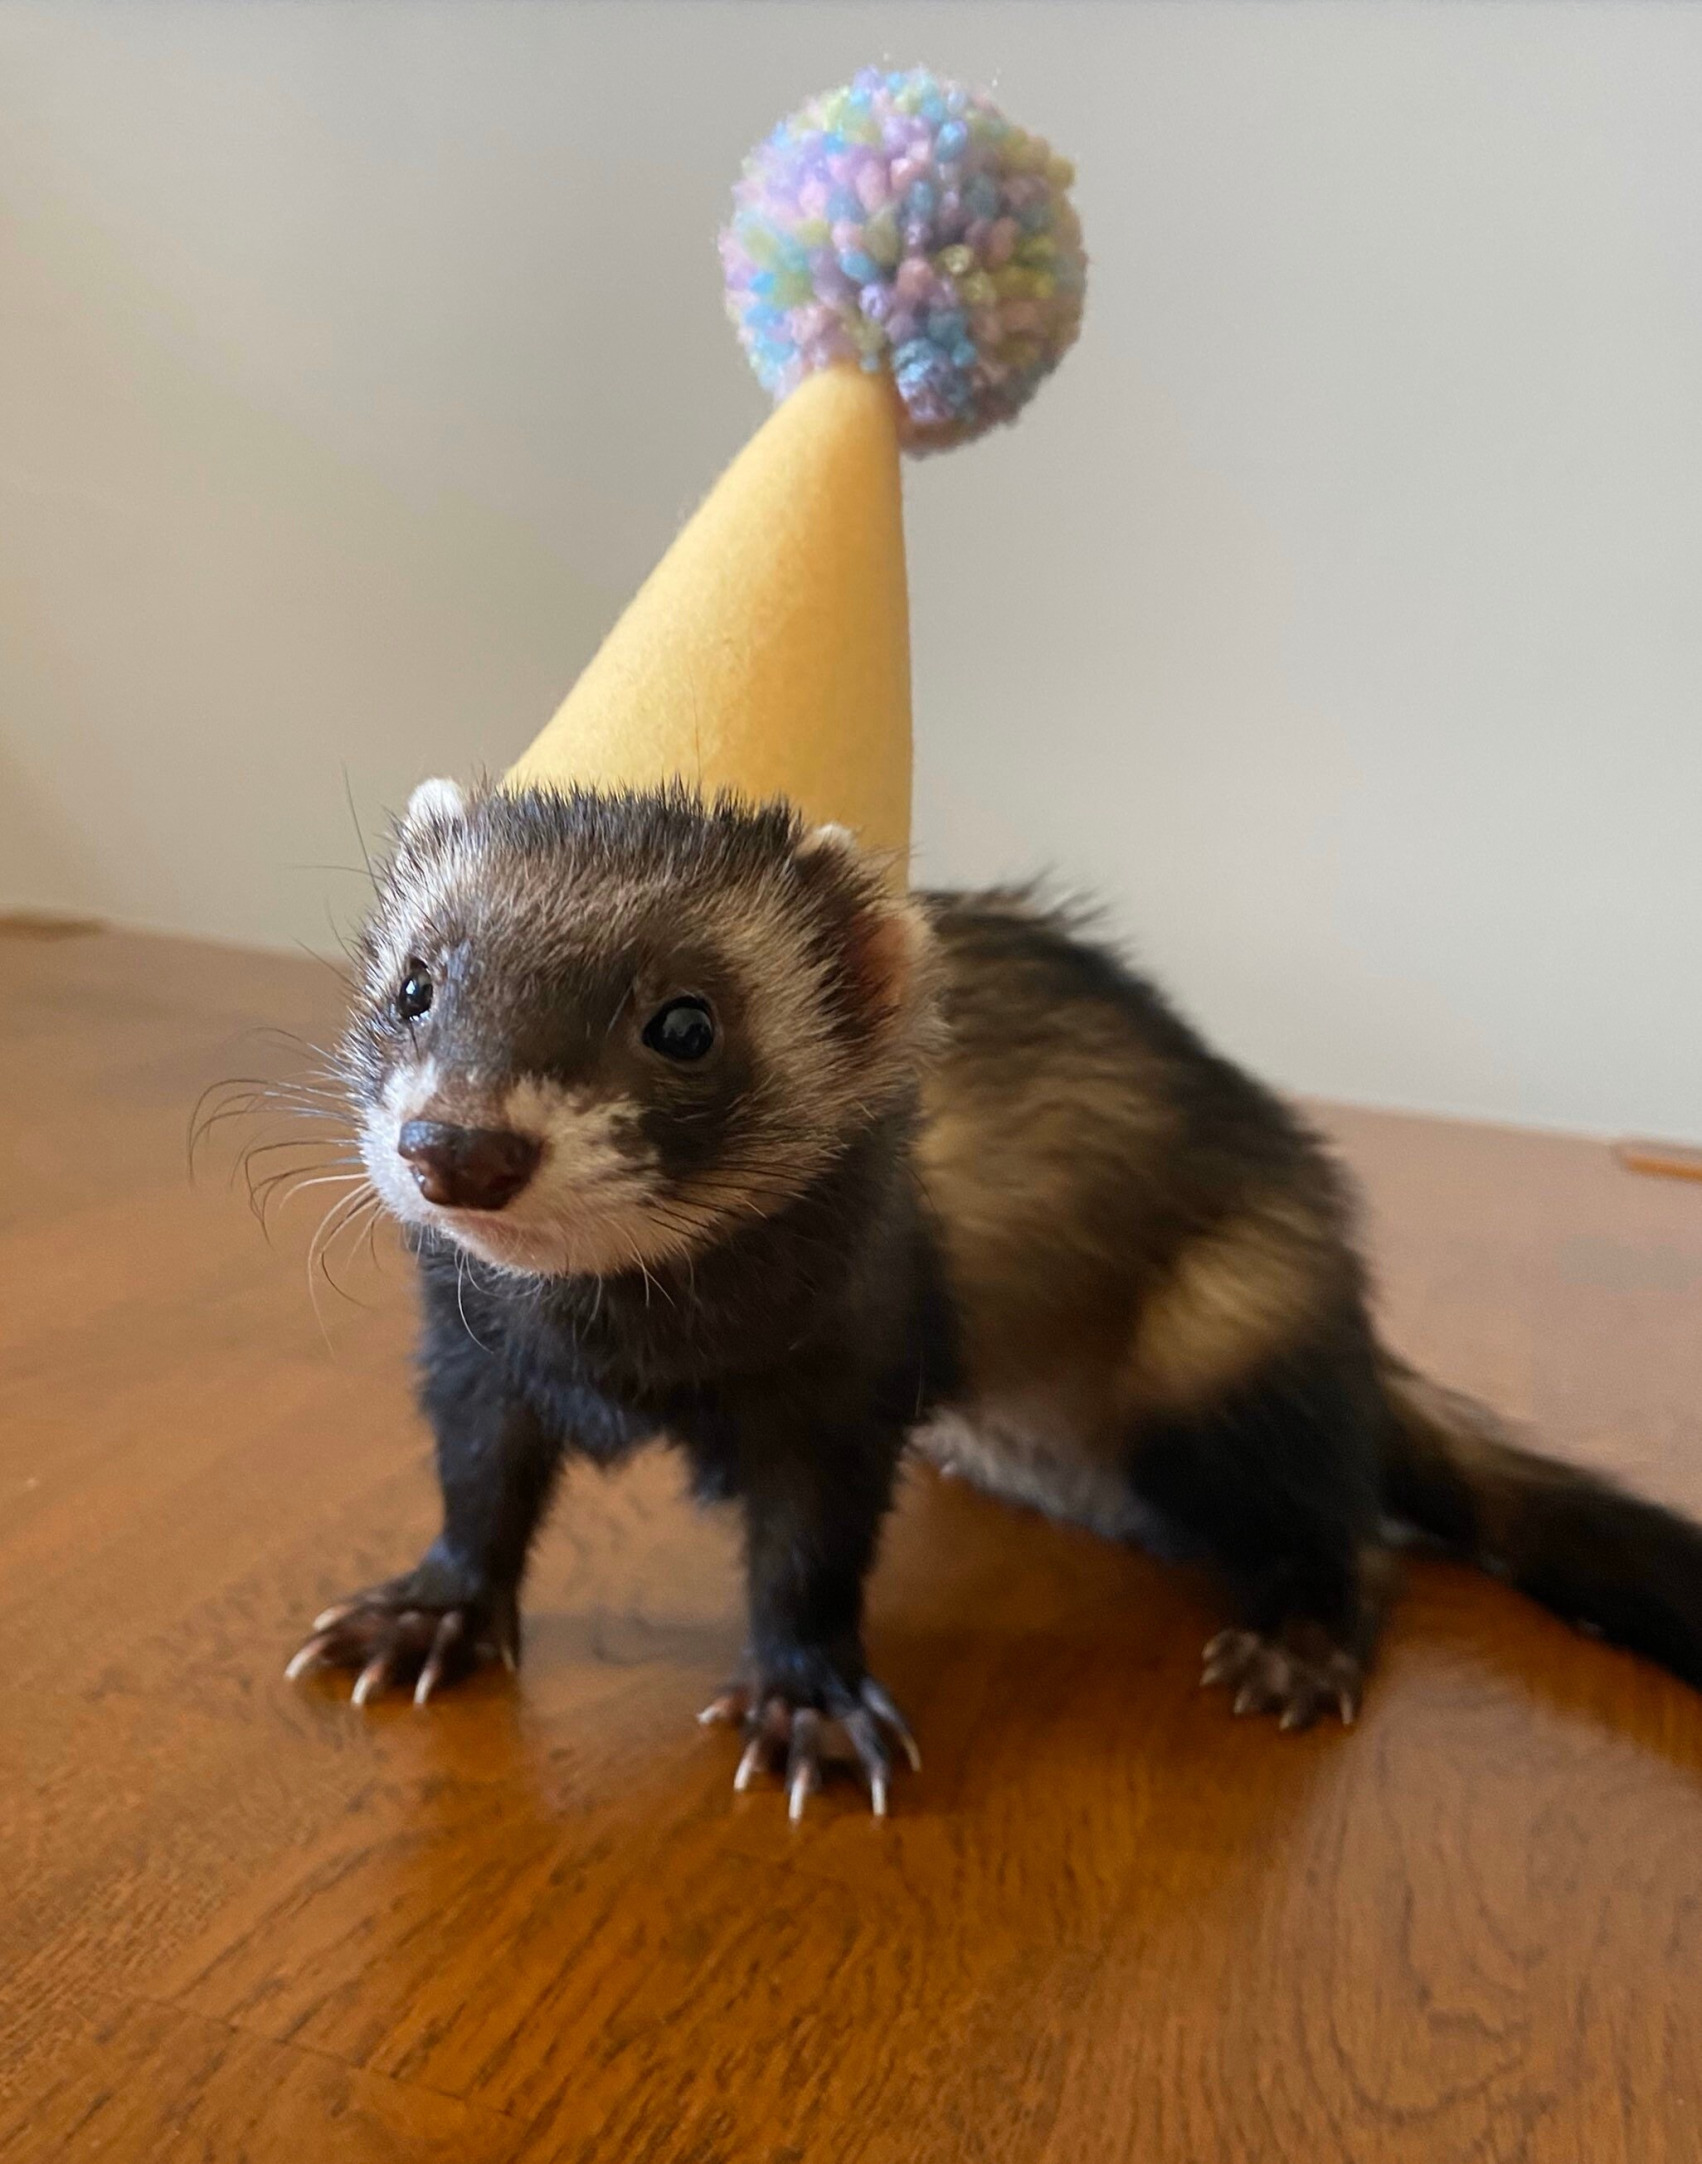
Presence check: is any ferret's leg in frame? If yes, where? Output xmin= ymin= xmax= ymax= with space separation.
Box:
xmin=1129 ymin=1331 xmax=1389 ymax=1730
xmin=695 ymin=1391 xmax=918 ymax=1818
xmin=285 ymin=1306 xmax=566 ymax=1706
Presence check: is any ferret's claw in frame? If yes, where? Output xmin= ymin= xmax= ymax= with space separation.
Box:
xmin=350 ymin=1651 xmax=394 ymax=1707
xmin=709 ymin=1670 xmax=916 ymax=1818
xmin=1200 ymin=1629 xmax=1256 ymax=1691
xmin=785 ymin=1708 xmax=823 ymax=1823
xmin=1199 ymin=1623 xmax=1365 ymax=1733
xmin=286 ymin=1577 xmax=511 ymax=1705
xmin=284 ymin=1631 xmax=334 ymax=1683
xmin=842 ymin=1707 xmax=893 ymax=1817
xmin=413 ymin=1610 xmax=464 ymax=1707
xmin=697 ymin=1684 xmax=750 ymax=1727
xmin=859 ymin=1677 xmax=922 ymax=1772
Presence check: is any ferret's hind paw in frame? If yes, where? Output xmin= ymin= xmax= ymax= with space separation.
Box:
xmin=285 ymin=1577 xmax=516 ymax=1708
xmin=700 ymin=1672 xmax=920 ymax=1820
xmin=1200 ymin=1624 xmax=1363 ymax=1731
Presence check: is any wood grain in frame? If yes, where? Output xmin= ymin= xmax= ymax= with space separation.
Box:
xmin=5 ymin=925 xmax=1702 ymax=2161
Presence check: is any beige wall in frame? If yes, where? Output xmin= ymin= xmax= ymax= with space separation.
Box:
xmin=3 ymin=2 xmax=1699 ymax=1137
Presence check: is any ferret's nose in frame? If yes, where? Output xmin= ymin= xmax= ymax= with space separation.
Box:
xmin=396 ymin=1121 xmax=541 ymax=1212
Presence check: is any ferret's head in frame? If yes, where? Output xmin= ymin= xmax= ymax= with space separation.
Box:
xmin=344 ymin=780 xmax=934 ymax=1279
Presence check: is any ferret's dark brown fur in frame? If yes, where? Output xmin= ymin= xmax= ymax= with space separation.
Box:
xmin=286 ymin=781 xmax=1702 ymax=1808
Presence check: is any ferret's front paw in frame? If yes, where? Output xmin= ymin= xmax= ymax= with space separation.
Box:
xmin=284 ymin=1566 xmax=518 ymax=1708
xmin=698 ymin=1666 xmax=920 ymax=1821
xmin=1200 ymin=1623 xmax=1363 ymax=1732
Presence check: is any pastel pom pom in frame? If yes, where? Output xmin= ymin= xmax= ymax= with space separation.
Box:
xmin=720 ymin=67 xmax=1086 ymax=452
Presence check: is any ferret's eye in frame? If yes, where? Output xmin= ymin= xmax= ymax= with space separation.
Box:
xmin=396 ymin=965 xmax=433 ymax=1023
xmin=642 ymin=996 xmax=716 ymax=1063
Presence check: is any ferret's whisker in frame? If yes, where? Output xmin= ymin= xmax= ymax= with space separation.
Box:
xmin=317 ymin=1191 xmax=383 ymax=1309
xmin=454 ymin=1248 xmax=494 ymax=1353
xmin=229 ymin=1133 xmax=357 ymax=1199
xmin=189 ymin=1075 xmax=354 ymax=1175
xmin=253 ymin=1165 xmax=365 ymax=1229
xmin=306 ymin=1182 xmax=378 ymax=1336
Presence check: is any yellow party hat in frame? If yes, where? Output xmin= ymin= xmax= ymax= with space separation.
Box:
xmin=507 ymin=365 xmax=912 ymax=861
xmin=505 ymin=67 xmax=1085 ymax=877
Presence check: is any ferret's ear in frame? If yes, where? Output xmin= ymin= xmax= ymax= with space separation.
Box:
xmin=844 ymin=892 xmax=937 ymax=1046
xmin=796 ymin=821 xmax=857 ymax=860
xmin=403 ymin=776 xmax=468 ymax=833
xmin=793 ymin=823 xmax=936 ymax=1048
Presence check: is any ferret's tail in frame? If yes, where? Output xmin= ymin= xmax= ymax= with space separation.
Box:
xmin=1378 ymin=1354 xmax=1702 ymax=1690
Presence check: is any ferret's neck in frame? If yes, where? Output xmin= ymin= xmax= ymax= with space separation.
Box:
xmin=423 ymin=1103 xmax=921 ymax=1396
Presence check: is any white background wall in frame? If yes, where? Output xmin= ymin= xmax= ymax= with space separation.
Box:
xmin=3 ymin=2 xmax=1699 ymax=1137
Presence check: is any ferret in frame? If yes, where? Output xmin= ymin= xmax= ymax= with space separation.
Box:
xmin=286 ymin=779 xmax=1702 ymax=1817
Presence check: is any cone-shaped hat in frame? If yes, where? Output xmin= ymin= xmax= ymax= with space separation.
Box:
xmin=508 ymin=364 xmax=913 ymax=861
xmin=505 ymin=67 xmax=1085 ymax=877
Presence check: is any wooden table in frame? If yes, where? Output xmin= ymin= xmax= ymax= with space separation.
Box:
xmin=5 ymin=923 xmax=1702 ymax=2162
